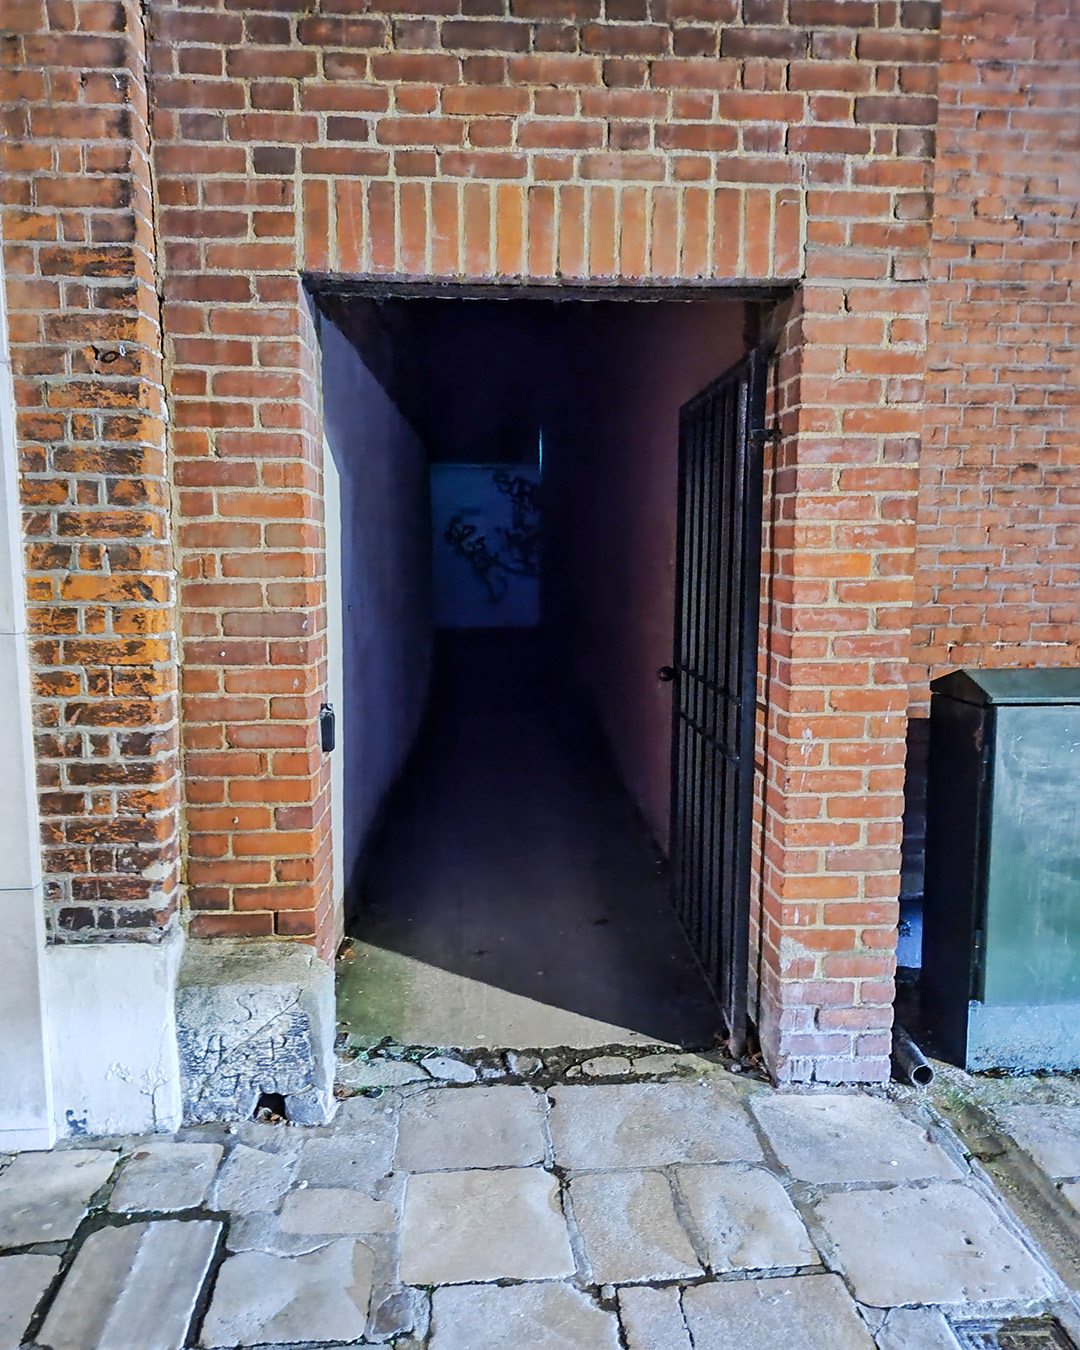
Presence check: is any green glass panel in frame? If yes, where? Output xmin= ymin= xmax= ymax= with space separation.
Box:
xmin=984 ymin=705 xmax=1080 ymax=1005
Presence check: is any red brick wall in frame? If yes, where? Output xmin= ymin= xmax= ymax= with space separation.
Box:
xmin=142 ymin=0 xmax=941 ymax=1076
xmin=21 ymin=0 xmax=1052 ymax=1083
xmin=1 ymin=0 xmax=181 ymax=941
xmin=897 ymin=0 xmax=1080 ymax=920
xmin=910 ymin=0 xmax=1080 ymax=713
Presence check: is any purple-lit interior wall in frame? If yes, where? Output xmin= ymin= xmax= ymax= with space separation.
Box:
xmin=320 ymin=317 xmax=433 ymax=904
xmin=543 ymin=303 xmax=746 ymax=851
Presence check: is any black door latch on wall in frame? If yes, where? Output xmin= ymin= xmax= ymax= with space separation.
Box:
xmin=319 ymin=702 xmax=336 ymax=753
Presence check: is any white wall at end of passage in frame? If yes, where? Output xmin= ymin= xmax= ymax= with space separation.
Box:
xmin=46 ymin=927 xmax=185 ymax=1137
xmin=0 ymin=243 xmax=54 ymax=1150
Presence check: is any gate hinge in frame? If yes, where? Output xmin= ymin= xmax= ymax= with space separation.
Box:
xmin=750 ymin=424 xmax=781 ymax=446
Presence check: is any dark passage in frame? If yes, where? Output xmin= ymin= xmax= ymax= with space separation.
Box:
xmin=320 ymin=293 xmax=746 ymax=1050
xmin=346 ymin=630 xmax=723 ymax=1048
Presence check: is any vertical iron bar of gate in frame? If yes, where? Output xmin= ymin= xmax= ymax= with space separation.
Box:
xmin=669 ymin=348 xmax=768 ymax=1056
xmin=729 ymin=349 xmax=768 ymax=1055
xmin=673 ymin=404 xmax=691 ymax=945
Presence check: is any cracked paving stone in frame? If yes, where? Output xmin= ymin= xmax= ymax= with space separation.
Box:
xmin=337 ymin=1057 xmax=430 ymax=1089
xmin=617 ymin=1284 xmax=693 ymax=1350
xmin=749 ymin=1093 xmax=962 ymax=1183
xmin=223 ymin=1213 xmax=341 ymax=1258
xmin=568 ymin=1170 xmax=701 ymax=1283
xmin=816 ymin=1182 xmax=1052 ymax=1306
xmin=683 ymin=1273 xmax=876 ymax=1350
xmin=505 ymin=1051 xmax=542 ymax=1076
xmin=631 ymin=1053 xmax=715 ymax=1077
xmin=278 ymin=1185 xmax=398 ymax=1235
xmin=429 ymin=1282 xmax=621 ymax=1349
xmin=111 ymin=1141 xmax=223 ymax=1213
xmin=211 ymin=1144 xmax=298 ymax=1213
xmin=0 ymin=1149 xmax=117 ymax=1247
xmin=399 ymin=1168 xmax=574 ymax=1284
xmin=674 ymin=1163 xmax=816 ymax=1271
xmin=0 ymin=1253 xmax=59 ymax=1350
xmin=580 ymin=1056 xmax=633 ymax=1077
xmin=370 ymin=1286 xmax=429 ymax=1341
xmin=396 ymin=1086 xmax=546 ymax=1172
xmin=875 ymin=1307 xmax=962 ymax=1350
xmin=549 ymin=1082 xmax=762 ymax=1170
xmin=40 ymin=1219 xmax=220 ymax=1350
xmin=420 ymin=1055 xmax=477 ymax=1083
xmin=234 ymin=1121 xmax=297 ymax=1150
xmin=199 ymin=1238 xmax=375 ymax=1347
xmin=994 ymin=1106 xmax=1080 ymax=1179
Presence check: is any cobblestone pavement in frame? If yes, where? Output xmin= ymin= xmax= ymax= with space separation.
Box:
xmin=3 ymin=1047 xmax=1080 ymax=1350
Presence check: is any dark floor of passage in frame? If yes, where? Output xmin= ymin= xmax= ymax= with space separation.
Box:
xmin=346 ymin=633 xmax=723 ymax=1049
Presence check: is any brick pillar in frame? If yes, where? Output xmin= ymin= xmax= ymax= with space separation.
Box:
xmin=754 ymin=276 xmax=927 ymax=1083
xmin=169 ymin=275 xmax=334 ymax=956
xmin=1 ymin=0 xmax=180 ymax=941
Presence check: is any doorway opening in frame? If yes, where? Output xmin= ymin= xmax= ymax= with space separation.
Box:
xmin=314 ymin=286 xmax=765 ymax=1055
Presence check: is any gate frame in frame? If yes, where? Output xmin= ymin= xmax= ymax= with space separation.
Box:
xmin=306 ymin=275 xmax=790 ymax=1023
xmin=670 ymin=346 xmax=771 ymax=1057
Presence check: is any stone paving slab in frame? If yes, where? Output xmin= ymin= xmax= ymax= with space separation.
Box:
xmin=549 ymin=1082 xmax=762 ymax=1170
xmin=111 ymin=1141 xmax=224 ymax=1213
xmin=0 ymin=1253 xmax=59 ymax=1350
xmin=617 ymin=1284 xmax=693 ymax=1350
xmin=579 ymin=1055 xmax=633 ymax=1077
xmin=399 ymin=1168 xmax=575 ymax=1284
xmin=278 ymin=1185 xmax=398 ymax=1235
xmin=199 ymin=1238 xmax=375 ymax=1347
xmin=0 ymin=1149 xmax=117 ymax=1247
xmin=875 ymin=1307 xmax=962 ymax=1350
xmin=632 ymin=1053 xmax=716 ymax=1077
xmin=297 ymin=1128 xmax=396 ymax=1192
xmin=323 ymin=1093 xmax=402 ymax=1137
xmin=233 ymin=1121 xmax=299 ymax=1151
xmin=816 ymin=1182 xmax=1053 ymax=1306
xmin=337 ymin=1057 xmax=431 ymax=1090
xmin=682 ymin=1273 xmax=876 ymax=1350
xmin=223 ymin=1212 xmax=342 ymax=1258
xmin=675 ymin=1163 xmax=816 ymax=1271
xmin=211 ymin=1144 xmax=298 ymax=1214
xmin=569 ymin=1169 xmax=701 ymax=1283
xmin=994 ymin=1106 xmax=1080 ymax=1179
xmin=40 ymin=1219 xmax=220 ymax=1350
xmin=429 ymin=1282 xmax=621 ymax=1349
xmin=750 ymin=1093 xmax=962 ymax=1183
xmin=369 ymin=1284 xmax=429 ymax=1341
xmin=421 ymin=1055 xmax=478 ymax=1083
xmin=395 ymin=1086 xmax=546 ymax=1171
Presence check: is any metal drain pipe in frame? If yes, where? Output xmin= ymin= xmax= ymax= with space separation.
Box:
xmin=892 ymin=1023 xmax=935 ymax=1087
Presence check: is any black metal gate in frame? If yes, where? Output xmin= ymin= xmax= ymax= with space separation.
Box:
xmin=669 ymin=348 xmax=768 ymax=1055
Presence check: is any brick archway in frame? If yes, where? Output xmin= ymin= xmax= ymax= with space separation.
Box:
xmin=150 ymin=0 xmax=935 ymax=1079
